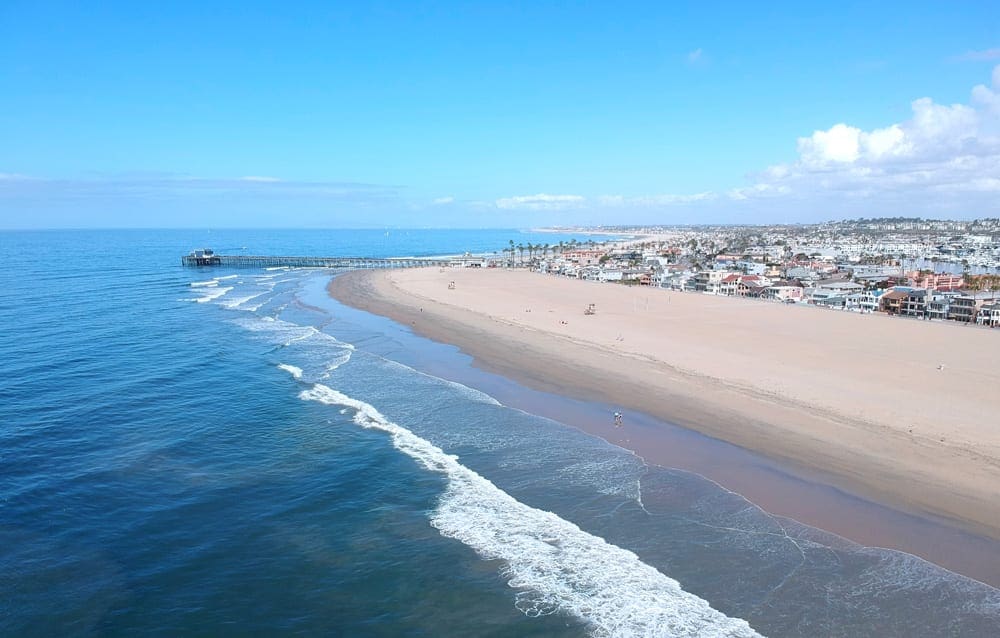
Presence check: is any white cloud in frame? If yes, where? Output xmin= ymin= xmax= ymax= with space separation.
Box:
xmin=728 ymin=183 xmax=790 ymax=201
xmin=971 ymin=66 xmax=1000 ymax=115
xmin=797 ymin=123 xmax=862 ymax=164
xmin=961 ymin=177 xmax=1000 ymax=192
xmin=432 ymin=196 xmax=455 ymax=205
xmin=746 ymin=64 xmax=1000 ymax=211
xmin=492 ymin=68 xmax=1000 ymax=219
xmin=599 ymin=192 xmax=717 ymax=206
xmin=687 ymin=48 xmax=704 ymax=64
xmin=495 ymin=193 xmax=585 ymax=210
xmin=240 ymin=175 xmax=282 ymax=182
xmin=952 ymin=48 xmax=1000 ymax=62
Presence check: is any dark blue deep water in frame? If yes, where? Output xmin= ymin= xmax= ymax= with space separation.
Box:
xmin=2 ymin=229 xmax=998 ymax=637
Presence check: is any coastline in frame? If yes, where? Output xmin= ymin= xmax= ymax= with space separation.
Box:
xmin=328 ymin=267 xmax=1000 ymax=583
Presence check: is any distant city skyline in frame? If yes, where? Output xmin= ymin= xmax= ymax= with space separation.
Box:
xmin=2 ymin=2 xmax=999 ymax=229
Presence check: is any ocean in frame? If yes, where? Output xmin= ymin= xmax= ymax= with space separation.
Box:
xmin=2 ymin=229 xmax=998 ymax=637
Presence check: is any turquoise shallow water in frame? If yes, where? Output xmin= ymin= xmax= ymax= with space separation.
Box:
xmin=1 ymin=229 xmax=998 ymax=637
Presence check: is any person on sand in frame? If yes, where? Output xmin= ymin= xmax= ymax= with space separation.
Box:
xmin=614 ymin=412 xmax=623 ymax=427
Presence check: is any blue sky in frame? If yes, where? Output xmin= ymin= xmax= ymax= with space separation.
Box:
xmin=2 ymin=1 xmax=999 ymax=228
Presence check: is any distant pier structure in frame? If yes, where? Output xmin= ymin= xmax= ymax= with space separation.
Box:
xmin=181 ymin=248 xmax=450 ymax=269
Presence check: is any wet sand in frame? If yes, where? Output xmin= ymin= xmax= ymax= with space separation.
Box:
xmin=328 ymin=267 xmax=1000 ymax=586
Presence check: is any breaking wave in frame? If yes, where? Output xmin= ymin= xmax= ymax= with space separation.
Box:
xmin=299 ymin=383 xmax=762 ymax=638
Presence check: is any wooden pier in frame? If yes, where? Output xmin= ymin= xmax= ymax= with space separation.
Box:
xmin=181 ymin=250 xmax=450 ymax=269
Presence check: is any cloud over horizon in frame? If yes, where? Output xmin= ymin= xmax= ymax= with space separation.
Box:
xmin=745 ymin=64 xmax=1000 ymax=206
xmin=6 ymin=66 xmax=1000 ymax=228
xmin=495 ymin=193 xmax=586 ymax=210
xmin=487 ymin=65 xmax=1000 ymax=221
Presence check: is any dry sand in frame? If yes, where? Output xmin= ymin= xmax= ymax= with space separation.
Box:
xmin=329 ymin=267 xmax=1000 ymax=542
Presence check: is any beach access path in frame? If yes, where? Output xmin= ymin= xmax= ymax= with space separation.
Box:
xmin=328 ymin=267 xmax=1000 ymax=543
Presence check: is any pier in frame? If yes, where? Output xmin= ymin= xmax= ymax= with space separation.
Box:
xmin=181 ymin=249 xmax=450 ymax=269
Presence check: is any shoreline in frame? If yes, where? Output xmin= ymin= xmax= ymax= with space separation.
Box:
xmin=327 ymin=267 xmax=1000 ymax=585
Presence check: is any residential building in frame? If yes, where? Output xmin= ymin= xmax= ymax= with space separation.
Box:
xmin=735 ymin=261 xmax=768 ymax=276
xmin=767 ymin=280 xmax=805 ymax=302
xmin=926 ymin=293 xmax=955 ymax=320
xmin=947 ymin=294 xmax=983 ymax=323
xmin=693 ymin=270 xmax=734 ymax=294
xmin=719 ymin=274 xmax=770 ymax=297
xmin=810 ymin=281 xmax=864 ymax=307
xmin=856 ymin=289 xmax=884 ymax=313
xmin=879 ymin=290 xmax=909 ymax=314
xmin=900 ymin=289 xmax=928 ymax=318
xmin=977 ymin=302 xmax=1000 ymax=327
xmin=563 ymin=249 xmax=606 ymax=266
xmin=907 ymin=271 xmax=964 ymax=291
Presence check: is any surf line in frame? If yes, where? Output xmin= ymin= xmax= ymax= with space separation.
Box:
xmin=300 ymin=383 xmax=763 ymax=638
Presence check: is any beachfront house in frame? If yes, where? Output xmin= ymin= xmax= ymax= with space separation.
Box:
xmin=766 ymin=280 xmax=805 ymax=303
xmin=855 ymin=289 xmax=885 ymax=313
xmin=598 ymin=269 xmax=624 ymax=283
xmin=810 ymin=281 xmax=864 ymax=307
xmin=718 ymin=274 xmax=741 ymax=296
xmin=900 ymin=289 xmax=928 ymax=318
xmin=719 ymin=274 xmax=771 ymax=297
xmin=657 ymin=267 xmax=693 ymax=290
xmin=633 ymin=271 xmax=653 ymax=286
xmin=693 ymin=270 xmax=735 ymax=295
xmin=949 ymin=292 xmax=995 ymax=323
xmin=926 ymin=293 xmax=954 ymax=321
xmin=879 ymin=290 xmax=909 ymax=315
xmin=977 ymin=302 xmax=1000 ymax=327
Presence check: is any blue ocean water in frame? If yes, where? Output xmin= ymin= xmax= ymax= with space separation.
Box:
xmin=2 ymin=229 xmax=999 ymax=637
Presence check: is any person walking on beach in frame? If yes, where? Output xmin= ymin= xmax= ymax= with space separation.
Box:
xmin=614 ymin=412 xmax=623 ymax=427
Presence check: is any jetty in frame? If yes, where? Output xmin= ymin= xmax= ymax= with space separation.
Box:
xmin=181 ymin=248 xmax=450 ymax=269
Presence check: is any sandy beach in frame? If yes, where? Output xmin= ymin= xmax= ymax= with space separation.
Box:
xmin=329 ymin=267 xmax=1000 ymax=546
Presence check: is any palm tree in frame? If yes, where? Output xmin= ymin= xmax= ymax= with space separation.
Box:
xmin=508 ymin=239 xmax=515 ymax=267
xmin=517 ymin=243 xmax=525 ymax=264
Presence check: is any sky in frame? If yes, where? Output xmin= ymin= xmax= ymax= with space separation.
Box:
xmin=1 ymin=1 xmax=999 ymax=229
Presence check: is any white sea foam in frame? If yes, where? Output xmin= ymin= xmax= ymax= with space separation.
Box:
xmin=232 ymin=317 xmax=354 ymax=377
xmin=277 ymin=363 xmax=303 ymax=379
xmin=443 ymin=379 xmax=502 ymax=406
xmin=283 ymin=325 xmax=321 ymax=345
xmin=300 ymin=383 xmax=762 ymax=638
xmin=220 ymin=289 xmax=271 ymax=310
xmin=220 ymin=295 xmax=255 ymax=309
xmin=376 ymin=356 xmax=501 ymax=406
xmin=190 ymin=280 xmax=218 ymax=287
xmin=215 ymin=274 xmax=239 ymax=281
xmin=194 ymin=286 xmax=232 ymax=303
